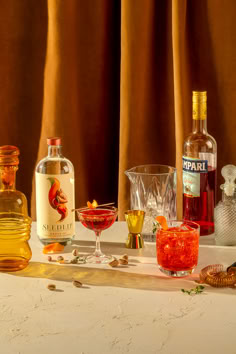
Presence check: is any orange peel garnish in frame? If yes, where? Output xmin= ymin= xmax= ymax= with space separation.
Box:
xmin=87 ymin=200 xmax=98 ymax=209
xmin=155 ymin=216 xmax=168 ymax=230
xmin=43 ymin=243 xmax=65 ymax=254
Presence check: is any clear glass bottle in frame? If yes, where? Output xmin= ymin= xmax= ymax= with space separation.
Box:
xmin=0 ymin=145 xmax=32 ymax=271
xmin=35 ymin=137 xmax=75 ymax=245
xmin=215 ymin=165 xmax=236 ymax=246
xmin=183 ymin=91 xmax=217 ymax=236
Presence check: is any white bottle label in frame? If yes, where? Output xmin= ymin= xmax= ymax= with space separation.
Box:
xmin=36 ymin=172 xmax=75 ymax=239
xmin=182 ymin=156 xmax=208 ymax=197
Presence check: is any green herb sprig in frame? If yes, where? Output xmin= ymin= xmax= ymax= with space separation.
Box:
xmin=153 ymin=221 xmax=160 ymax=234
xmin=181 ymin=285 xmax=205 ymax=295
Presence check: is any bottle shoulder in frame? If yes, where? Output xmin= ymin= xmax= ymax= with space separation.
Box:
xmin=183 ymin=132 xmax=217 ymax=154
xmin=0 ymin=190 xmax=28 ymax=216
xmin=36 ymin=156 xmax=74 ymax=175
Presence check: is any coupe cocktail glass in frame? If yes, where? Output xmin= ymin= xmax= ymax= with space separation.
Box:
xmin=156 ymin=220 xmax=199 ymax=277
xmin=77 ymin=206 xmax=118 ymax=264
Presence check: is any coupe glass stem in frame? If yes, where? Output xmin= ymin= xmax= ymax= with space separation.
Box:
xmin=94 ymin=231 xmax=103 ymax=257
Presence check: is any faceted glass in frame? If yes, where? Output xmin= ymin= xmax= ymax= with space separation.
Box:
xmin=125 ymin=164 xmax=177 ymax=241
xmin=156 ymin=220 xmax=199 ymax=277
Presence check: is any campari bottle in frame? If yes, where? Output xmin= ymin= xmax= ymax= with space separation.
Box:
xmin=182 ymin=91 xmax=217 ymax=236
xmin=35 ymin=137 xmax=75 ymax=245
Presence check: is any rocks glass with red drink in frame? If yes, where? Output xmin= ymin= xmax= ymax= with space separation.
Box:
xmin=156 ymin=220 xmax=199 ymax=277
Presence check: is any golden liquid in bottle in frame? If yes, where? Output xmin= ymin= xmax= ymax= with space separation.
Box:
xmin=0 ymin=213 xmax=32 ymax=271
xmin=0 ymin=146 xmax=32 ymax=271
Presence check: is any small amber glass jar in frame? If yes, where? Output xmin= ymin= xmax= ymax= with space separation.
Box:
xmin=0 ymin=146 xmax=32 ymax=271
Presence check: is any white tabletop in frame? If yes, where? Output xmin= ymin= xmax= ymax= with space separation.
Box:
xmin=1 ymin=222 xmax=236 ymax=354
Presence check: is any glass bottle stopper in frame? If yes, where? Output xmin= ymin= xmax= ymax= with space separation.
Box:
xmin=221 ymin=164 xmax=236 ymax=197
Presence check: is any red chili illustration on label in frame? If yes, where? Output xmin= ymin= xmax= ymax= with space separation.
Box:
xmin=48 ymin=177 xmax=68 ymax=222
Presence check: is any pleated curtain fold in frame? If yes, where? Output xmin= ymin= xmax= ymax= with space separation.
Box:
xmin=0 ymin=0 xmax=235 ymax=219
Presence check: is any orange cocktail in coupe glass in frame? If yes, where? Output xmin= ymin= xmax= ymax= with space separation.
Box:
xmin=156 ymin=220 xmax=199 ymax=277
xmin=77 ymin=206 xmax=118 ymax=264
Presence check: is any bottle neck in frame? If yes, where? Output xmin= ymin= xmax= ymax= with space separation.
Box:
xmin=48 ymin=145 xmax=63 ymax=157
xmin=0 ymin=167 xmax=17 ymax=190
xmin=222 ymin=190 xmax=236 ymax=202
xmin=192 ymin=118 xmax=207 ymax=134
xmin=192 ymin=92 xmax=207 ymax=133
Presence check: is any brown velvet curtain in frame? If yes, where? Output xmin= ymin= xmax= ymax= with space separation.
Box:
xmin=0 ymin=0 xmax=236 ymax=220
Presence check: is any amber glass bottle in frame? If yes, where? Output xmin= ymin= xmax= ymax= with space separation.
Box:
xmin=0 ymin=146 xmax=32 ymax=271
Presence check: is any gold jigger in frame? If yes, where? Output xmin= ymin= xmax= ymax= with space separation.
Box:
xmin=125 ymin=210 xmax=145 ymax=249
